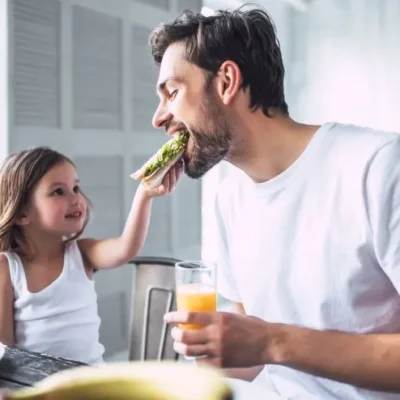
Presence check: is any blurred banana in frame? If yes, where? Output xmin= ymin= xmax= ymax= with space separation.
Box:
xmin=10 ymin=361 xmax=233 ymax=400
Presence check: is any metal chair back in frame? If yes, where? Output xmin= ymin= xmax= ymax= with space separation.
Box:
xmin=128 ymin=257 xmax=180 ymax=361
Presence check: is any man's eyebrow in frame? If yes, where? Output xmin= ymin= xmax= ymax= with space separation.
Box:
xmin=156 ymin=77 xmax=182 ymax=94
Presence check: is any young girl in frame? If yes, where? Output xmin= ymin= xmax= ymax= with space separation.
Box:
xmin=0 ymin=146 xmax=182 ymax=364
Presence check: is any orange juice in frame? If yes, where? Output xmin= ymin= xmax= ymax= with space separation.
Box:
xmin=176 ymin=283 xmax=217 ymax=330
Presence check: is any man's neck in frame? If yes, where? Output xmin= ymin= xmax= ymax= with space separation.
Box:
xmin=228 ymin=112 xmax=320 ymax=183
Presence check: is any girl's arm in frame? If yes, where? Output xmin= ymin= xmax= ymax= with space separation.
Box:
xmin=0 ymin=254 xmax=15 ymax=346
xmin=78 ymin=164 xmax=182 ymax=270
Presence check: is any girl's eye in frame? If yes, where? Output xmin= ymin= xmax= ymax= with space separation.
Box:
xmin=73 ymin=185 xmax=80 ymax=193
xmin=53 ymin=188 xmax=64 ymax=196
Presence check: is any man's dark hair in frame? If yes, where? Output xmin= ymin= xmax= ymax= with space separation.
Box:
xmin=149 ymin=4 xmax=288 ymax=117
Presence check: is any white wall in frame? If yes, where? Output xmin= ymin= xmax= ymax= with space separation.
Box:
xmin=0 ymin=0 xmax=8 ymax=162
xmin=8 ymin=0 xmax=203 ymax=361
xmin=288 ymin=0 xmax=400 ymax=132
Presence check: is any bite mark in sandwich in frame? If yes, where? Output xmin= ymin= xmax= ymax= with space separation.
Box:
xmin=131 ymin=130 xmax=189 ymax=189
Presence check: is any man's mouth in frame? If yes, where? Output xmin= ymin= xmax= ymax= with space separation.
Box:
xmin=184 ymin=134 xmax=194 ymax=159
xmin=171 ymin=126 xmax=189 ymax=138
xmin=170 ymin=127 xmax=192 ymax=163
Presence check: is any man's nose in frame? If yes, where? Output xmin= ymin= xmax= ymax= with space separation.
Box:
xmin=152 ymin=102 xmax=173 ymax=129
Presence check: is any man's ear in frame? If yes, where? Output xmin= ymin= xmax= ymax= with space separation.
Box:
xmin=215 ymin=60 xmax=242 ymax=105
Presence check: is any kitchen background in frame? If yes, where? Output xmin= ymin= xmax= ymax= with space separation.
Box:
xmin=0 ymin=0 xmax=399 ymax=361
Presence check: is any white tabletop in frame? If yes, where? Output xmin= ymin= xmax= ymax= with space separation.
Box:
xmin=226 ymin=378 xmax=284 ymax=399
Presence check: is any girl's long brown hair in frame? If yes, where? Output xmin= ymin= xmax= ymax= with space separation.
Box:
xmin=0 ymin=147 xmax=92 ymax=258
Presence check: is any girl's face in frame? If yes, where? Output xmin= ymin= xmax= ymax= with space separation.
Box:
xmin=20 ymin=161 xmax=87 ymax=237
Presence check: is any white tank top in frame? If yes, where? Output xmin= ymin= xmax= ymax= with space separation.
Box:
xmin=4 ymin=241 xmax=104 ymax=365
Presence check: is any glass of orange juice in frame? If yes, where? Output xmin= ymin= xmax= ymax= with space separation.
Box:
xmin=175 ymin=260 xmax=217 ymax=333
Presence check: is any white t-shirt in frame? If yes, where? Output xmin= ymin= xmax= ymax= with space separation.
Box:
xmin=213 ymin=122 xmax=400 ymax=400
xmin=4 ymin=240 xmax=105 ymax=365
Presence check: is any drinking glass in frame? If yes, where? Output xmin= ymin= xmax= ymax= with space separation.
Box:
xmin=175 ymin=260 xmax=217 ymax=359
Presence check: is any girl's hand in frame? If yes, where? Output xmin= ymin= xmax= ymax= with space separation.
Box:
xmin=0 ymin=390 xmax=10 ymax=399
xmin=140 ymin=161 xmax=184 ymax=198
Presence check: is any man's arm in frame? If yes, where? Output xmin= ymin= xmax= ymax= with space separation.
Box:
xmin=221 ymin=302 xmax=263 ymax=382
xmin=264 ymin=138 xmax=400 ymax=391
xmin=167 ymin=311 xmax=400 ymax=392
xmin=269 ymin=324 xmax=400 ymax=392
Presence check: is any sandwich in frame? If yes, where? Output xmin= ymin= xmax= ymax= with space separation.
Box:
xmin=131 ymin=130 xmax=189 ymax=189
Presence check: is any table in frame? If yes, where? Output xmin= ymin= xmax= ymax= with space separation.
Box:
xmin=0 ymin=347 xmax=282 ymax=399
xmin=226 ymin=378 xmax=284 ymax=399
xmin=0 ymin=346 xmax=85 ymax=390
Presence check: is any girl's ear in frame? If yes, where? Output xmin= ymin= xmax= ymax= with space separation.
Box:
xmin=15 ymin=212 xmax=30 ymax=226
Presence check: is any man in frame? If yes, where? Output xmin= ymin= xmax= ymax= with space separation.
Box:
xmin=150 ymin=5 xmax=400 ymax=400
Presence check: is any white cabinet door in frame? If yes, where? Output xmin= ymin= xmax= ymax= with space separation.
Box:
xmin=9 ymin=0 xmax=202 ymax=359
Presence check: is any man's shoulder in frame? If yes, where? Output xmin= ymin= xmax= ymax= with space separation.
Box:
xmin=329 ymin=122 xmax=400 ymax=149
xmin=323 ymin=123 xmax=400 ymax=199
xmin=323 ymin=122 xmax=400 ymax=169
xmin=364 ymin=132 xmax=400 ymax=188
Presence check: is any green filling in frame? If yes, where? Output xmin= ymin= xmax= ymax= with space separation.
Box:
xmin=143 ymin=131 xmax=189 ymax=178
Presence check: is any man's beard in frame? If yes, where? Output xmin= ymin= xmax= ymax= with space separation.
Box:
xmin=184 ymin=97 xmax=232 ymax=179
